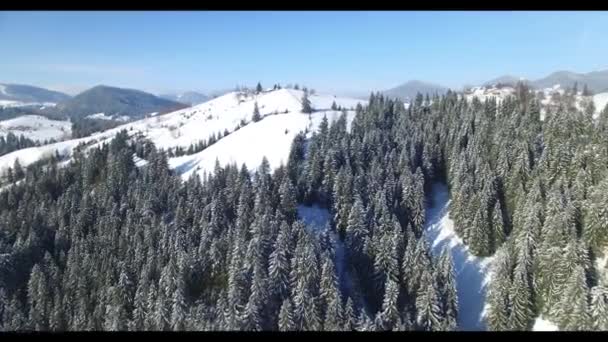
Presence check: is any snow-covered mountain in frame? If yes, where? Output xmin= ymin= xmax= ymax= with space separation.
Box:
xmin=0 ymin=115 xmax=71 ymax=142
xmin=0 ymin=88 xmax=365 ymax=178
xmin=160 ymin=91 xmax=210 ymax=106
xmin=383 ymin=80 xmax=449 ymax=101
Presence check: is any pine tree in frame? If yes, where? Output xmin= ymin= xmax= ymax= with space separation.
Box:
xmin=415 ymin=269 xmax=442 ymax=331
xmin=486 ymin=248 xmax=511 ymax=331
xmin=508 ymin=259 xmax=533 ymax=331
xmin=319 ymin=255 xmax=343 ymax=331
xmin=301 ymin=91 xmax=313 ymax=114
xmin=256 ymin=82 xmax=263 ymax=93
xmin=557 ymin=264 xmax=590 ymax=330
xmin=380 ymin=278 xmax=400 ymax=330
xmin=252 ymin=101 xmax=262 ymax=122
xmin=438 ymin=250 xmax=458 ymax=330
xmin=278 ymin=299 xmax=296 ymax=331
xmin=590 ymin=285 xmax=608 ymax=330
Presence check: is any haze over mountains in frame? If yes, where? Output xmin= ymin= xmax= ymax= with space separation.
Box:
xmin=383 ymin=68 xmax=608 ymax=100
xmin=160 ymin=91 xmax=210 ymax=106
xmin=2 ymin=67 xmax=608 ymax=122
xmin=0 ymin=83 xmax=71 ymax=104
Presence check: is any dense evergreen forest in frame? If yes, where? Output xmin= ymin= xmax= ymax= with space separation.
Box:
xmin=0 ymin=84 xmax=607 ymax=331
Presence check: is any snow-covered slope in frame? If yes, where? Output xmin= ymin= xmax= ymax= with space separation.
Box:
xmin=464 ymin=86 xmax=515 ymax=103
xmin=169 ymin=109 xmax=355 ymax=179
xmin=0 ymin=100 xmax=58 ymax=108
xmin=424 ymin=182 xmax=494 ymax=331
xmin=0 ymin=89 xmax=365 ymax=176
xmin=0 ymin=115 xmax=71 ymax=142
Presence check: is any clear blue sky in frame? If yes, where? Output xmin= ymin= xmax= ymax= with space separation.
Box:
xmin=1 ymin=11 xmax=607 ymax=96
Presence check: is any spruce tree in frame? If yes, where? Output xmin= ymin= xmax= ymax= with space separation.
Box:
xmin=252 ymin=101 xmax=262 ymax=122
xmin=301 ymin=91 xmax=313 ymax=114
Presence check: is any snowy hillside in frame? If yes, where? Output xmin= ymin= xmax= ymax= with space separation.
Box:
xmin=0 ymin=100 xmax=58 ymax=109
xmin=169 ymin=109 xmax=355 ymax=179
xmin=465 ymin=84 xmax=608 ymax=120
xmin=0 ymin=115 xmax=71 ymax=142
xmin=464 ymin=85 xmax=516 ymax=103
xmin=0 ymin=89 xmax=365 ymax=176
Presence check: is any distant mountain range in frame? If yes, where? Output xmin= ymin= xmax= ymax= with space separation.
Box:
xmin=482 ymin=70 xmax=608 ymax=93
xmin=54 ymin=85 xmax=187 ymax=120
xmin=0 ymin=83 xmax=71 ymax=103
xmin=482 ymin=75 xmax=525 ymax=87
xmin=532 ymin=70 xmax=608 ymax=92
xmin=160 ymin=91 xmax=209 ymax=106
xmin=382 ymin=80 xmax=449 ymax=101
xmin=382 ymin=69 xmax=608 ymax=101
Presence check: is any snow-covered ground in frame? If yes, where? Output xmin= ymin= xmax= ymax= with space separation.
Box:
xmin=169 ymin=109 xmax=355 ymax=179
xmin=0 ymin=100 xmax=57 ymax=108
xmin=86 ymin=113 xmax=131 ymax=122
xmin=593 ymin=92 xmax=608 ymax=117
xmin=0 ymin=115 xmax=71 ymax=142
xmin=0 ymin=89 xmax=364 ymax=181
xmin=423 ymin=182 xmax=494 ymax=331
xmin=297 ymin=204 xmax=354 ymax=302
xmin=532 ymin=316 xmax=559 ymax=331
xmin=464 ymin=86 xmax=515 ymax=103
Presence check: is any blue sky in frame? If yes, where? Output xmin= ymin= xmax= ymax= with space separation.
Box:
xmin=1 ymin=11 xmax=607 ymax=96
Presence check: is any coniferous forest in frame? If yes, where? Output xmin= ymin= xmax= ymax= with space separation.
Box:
xmin=1 ymin=83 xmax=608 ymax=331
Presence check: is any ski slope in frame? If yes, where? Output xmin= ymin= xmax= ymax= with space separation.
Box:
xmin=0 ymin=89 xmax=365 ymax=177
xmin=423 ymin=182 xmax=494 ymax=331
xmin=0 ymin=115 xmax=71 ymax=142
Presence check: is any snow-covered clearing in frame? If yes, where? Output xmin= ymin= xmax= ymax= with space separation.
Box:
xmin=0 ymin=115 xmax=71 ymax=142
xmin=423 ymin=182 xmax=494 ymax=331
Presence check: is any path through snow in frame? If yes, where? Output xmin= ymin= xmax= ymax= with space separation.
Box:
xmin=423 ymin=182 xmax=494 ymax=331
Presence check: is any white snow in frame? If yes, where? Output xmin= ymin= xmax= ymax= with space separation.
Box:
xmin=593 ymin=92 xmax=608 ymax=117
xmin=0 ymin=89 xmax=365 ymax=181
xmin=169 ymin=109 xmax=355 ymax=180
xmin=532 ymin=316 xmax=559 ymax=331
xmin=133 ymin=154 xmax=148 ymax=168
xmin=423 ymin=182 xmax=494 ymax=331
xmin=86 ymin=113 xmax=131 ymax=122
xmin=0 ymin=115 xmax=71 ymax=142
xmin=464 ymin=86 xmax=515 ymax=103
xmin=0 ymin=100 xmax=57 ymax=108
